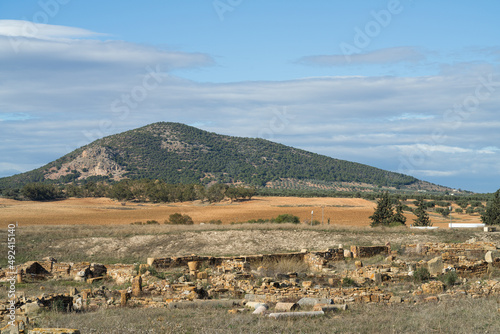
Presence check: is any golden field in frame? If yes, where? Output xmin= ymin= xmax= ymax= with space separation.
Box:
xmin=0 ymin=196 xmax=481 ymax=228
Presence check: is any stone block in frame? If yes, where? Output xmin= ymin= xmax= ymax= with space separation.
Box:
xmin=252 ymin=305 xmax=268 ymax=314
xmin=427 ymin=256 xmax=443 ymax=276
xmin=69 ymin=288 xmax=78 ymax=297
xmin=313 ymin=304 xmax=347 ymax=312
xmin=120 ymin=291 xmax=129 ymax=307
xmin=73 ymin=297 xmax=83 ymax=312
xmin=275 ymin=302 xmax=299 ymax=312
xmin=421 ymin=281 xmax=445 ymax=295
xmin=131 ymin=275 xmax=142 ymax=297
xmin=389 ymin=296 xmax=402 ymax=303
xmin=268 ymin=311 xmax=324 ymax=319
xmin=20 ymin=302 xmax=41 ymax=315
xmin=29 ymin=329 xmax=80 ymax=334
xmin=301 ymin=281 xmax=312 ymax=289
xmin=245 ymin=302 xmax=266 ymax=309
xmin=485 ymin=251 xmax=500 ymax=263
xmin=1 ymin=320 xmax=25 ymax=334
xmin=197 ymin=271 xmax=208 ymax=280
xmin=297 ymin=297 xmax=332 ymax=307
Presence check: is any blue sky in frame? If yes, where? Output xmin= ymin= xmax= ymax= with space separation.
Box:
xmin=1 ymin=0 xmax=499 ymax=193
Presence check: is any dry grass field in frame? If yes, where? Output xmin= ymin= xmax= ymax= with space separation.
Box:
xmin=0 ymin=196 xmax=482 ymax=227
xmin=30 ymin=298 xmax=500 ymax=334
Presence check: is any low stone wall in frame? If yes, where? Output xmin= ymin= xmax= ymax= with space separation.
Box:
xmin=147 ymin=255 xmax=221 ymax=269
xmin=148 ymin=252 xmax=308 ymax=271
xmin=454 ymin=261 xmax=489 ymax=278
xmin=148 ymin=249 xmax=350 ymax=272
xmin=405 ymin=242 xmax=496 ymax=257
xmin=304 ymin=249 xmax=344 ymax=271
xmin=1 ymin=261 xmax=134 ymax=285
xmin=350 ymin=245 xmax=390 ymax=258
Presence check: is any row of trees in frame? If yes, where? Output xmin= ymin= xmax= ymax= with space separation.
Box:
xmin=371 ymin=190 xmax=500 ymax=227
xmin=369 ymin=192 xmax=432 ymax=227
xmin=17 ymin=180 xmax=256 ymax=204
xmin=369 ymin=192 xmax=407 ymax=227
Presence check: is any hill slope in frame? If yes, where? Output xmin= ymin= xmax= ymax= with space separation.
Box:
xmin=0 ymin=122 xmax=440 ymax=191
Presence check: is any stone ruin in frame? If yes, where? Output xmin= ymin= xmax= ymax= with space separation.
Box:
xmin=1 ymin=241 xmax=499 ymax=331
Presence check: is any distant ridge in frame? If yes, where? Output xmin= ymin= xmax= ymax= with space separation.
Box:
xmin=0 ymin=122 xmax=455 ymax=193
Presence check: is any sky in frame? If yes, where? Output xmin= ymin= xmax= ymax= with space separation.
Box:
xmin=0 ymin=0 xmax=499 ymax=193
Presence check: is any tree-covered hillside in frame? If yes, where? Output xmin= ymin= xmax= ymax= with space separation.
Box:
xmin=0 ymin=122 xmax=418 ymax=189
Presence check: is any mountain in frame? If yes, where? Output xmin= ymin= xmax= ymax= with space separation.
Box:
xmin=0 ymin=122 xmax=453 ymax=193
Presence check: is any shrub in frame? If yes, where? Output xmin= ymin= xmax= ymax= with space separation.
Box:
xmin=342 ymin=277 xmax=356 ymax=287
xmin=246 ymin=219 xmax=268 ymax=224
xmin=413 ymin=267 xmax=430 ymax=283
xmin=135 ymin=265 xmax=166 ymax=279
xmin=304 ymin=219 xmax=322 ymax=226
xmin=254 ymin=257 xmax=309 ymax=277
xmin=273 ymin=214 xmax=300 ymax=224
xmin=21 ymin=183 xmax=61 ymax=201
xmin=435 ymin=207 xmax=450 ymax=217
xmin=208 ymin=219 xmax=223 ymax=225
xmin=166 ymin=213 xmax=194 ymax=225
xmin=145 ymin=220 xmax=159 ymax=225
xmin=439 ymin=270 xmax=458 ymax=287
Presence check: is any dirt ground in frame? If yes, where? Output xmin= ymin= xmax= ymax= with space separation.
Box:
xmin=0 ymin=196 xmax=481 ymax=228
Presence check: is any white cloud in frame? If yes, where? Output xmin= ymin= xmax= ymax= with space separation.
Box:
xmin=0 ymin=20 xmax=103 ymax=40
xmin=388 ymin=113 xmax=435 ymax=121
xmin=0 ymin=20 xmax=214 ymax=71
xmin=478 ymin=146 xmax=500 ymax=154
xmin=413 ymin=170 xmax=461 ymax=177
xmin=297 ymin=46 xmax=425 ymax=66
xmin=1 ymin=21 xmax=500 ymax=192
xmin=394 ymin=144 xmax=472 ymax=154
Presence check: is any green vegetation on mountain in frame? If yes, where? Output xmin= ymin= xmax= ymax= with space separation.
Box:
xmin=0 ymin=122 xmax=418 ymax=190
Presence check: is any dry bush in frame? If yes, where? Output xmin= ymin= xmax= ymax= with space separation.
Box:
xmin=254 ymin=256 xmax=310 ymax=277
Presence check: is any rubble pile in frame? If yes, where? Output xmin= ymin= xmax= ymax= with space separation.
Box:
xmin=1 ymin=241 xmax=499 ymax=331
